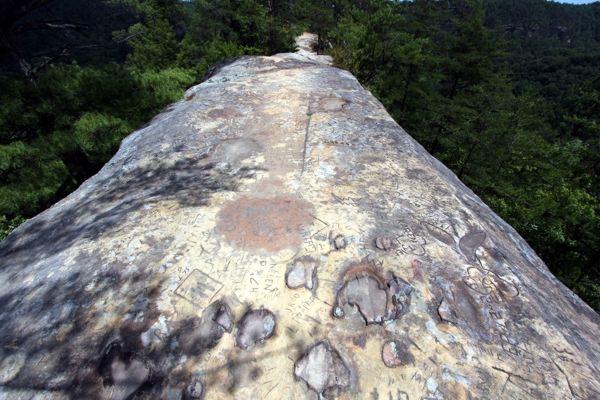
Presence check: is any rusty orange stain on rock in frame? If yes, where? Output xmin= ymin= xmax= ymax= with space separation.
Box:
xmin=215 ymin=196 xmax=314 ymax=251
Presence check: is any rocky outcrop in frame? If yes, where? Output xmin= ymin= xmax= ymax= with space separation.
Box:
xmin=1 ymin=50 xmax=600 ymax=399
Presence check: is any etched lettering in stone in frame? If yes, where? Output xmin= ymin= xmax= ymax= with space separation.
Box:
xmin=463 ymin=267 xmax=519 ymax=299
xmin=294 ymin=341 xmax=351 ymax=395
xmin=175 ymin=269 xmax=223 ymax=308
xmin=1 ymin=42 xmax=599 ymax=400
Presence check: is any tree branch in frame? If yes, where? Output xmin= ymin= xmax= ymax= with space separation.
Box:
xmin=31 ymin=44 xmax=97 ymax=75
xmin=29 ymin=43 xmax=97 ymax=58
xmin=13 ymin=20 xmax=88 ymax=36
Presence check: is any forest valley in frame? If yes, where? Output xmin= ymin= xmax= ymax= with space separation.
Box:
xmin=1 ymin=0 xmax=599 ymax=312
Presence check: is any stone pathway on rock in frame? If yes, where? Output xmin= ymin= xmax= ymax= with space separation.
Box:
xmin=295 ymin=32 xmax=318 ymax=55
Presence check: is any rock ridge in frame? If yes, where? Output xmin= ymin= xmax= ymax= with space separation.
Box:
xmin=0 ymin=51 xmax=599 ymax=399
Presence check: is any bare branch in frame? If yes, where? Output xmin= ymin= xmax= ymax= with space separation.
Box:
xmin=13 ymin=20 xmax=88 ymax=36
xmin=29 ymin=43 xmax=97 ymax=58
xmin=116 ymin=32 xmax=143 ymax=43
xmin=32 ymin=44 xmax=98 ymax=73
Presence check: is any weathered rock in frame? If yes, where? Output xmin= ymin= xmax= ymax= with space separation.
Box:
xmin=437 ymin=297 xmax=459 ymax=324
xmin=1 ymin=43 xmax=600 ymax=399
xmin=99 ymin=343 xmax=151 ymax=400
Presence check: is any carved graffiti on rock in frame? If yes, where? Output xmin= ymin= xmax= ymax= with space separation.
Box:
xmin=423 ymin=221 xmax=455 ymax=247
xmin=175 ymin=269 xmax=224 ymax=308
xmin=463 ymin=267 xmax=519 ymax=300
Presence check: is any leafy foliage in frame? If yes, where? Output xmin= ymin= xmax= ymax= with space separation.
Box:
xmin=327 ymin=0 xmax=600 ymax=311
xmin=0 ymin=62 xmax=194 ymax=221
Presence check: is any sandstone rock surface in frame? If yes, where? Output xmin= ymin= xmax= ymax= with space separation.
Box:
xmin=1 ymin=50 xmax=600 ymax=399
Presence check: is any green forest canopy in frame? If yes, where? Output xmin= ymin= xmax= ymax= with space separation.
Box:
xmin=1 ymin=0 xmax=599 ymax=312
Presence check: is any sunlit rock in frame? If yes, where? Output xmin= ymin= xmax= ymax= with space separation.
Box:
xmin=1 ymin=42 xmax=599 ymax=399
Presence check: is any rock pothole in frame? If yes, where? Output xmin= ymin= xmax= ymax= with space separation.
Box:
xmin=236 ymin=308 xmax=276 ymax=351
xmin=437 ymin=297 xmax=458 ymax=324
xmin=294 ymin=341 xmax=351 ymax=395
xmin=178 ymin=300 xmax=234 ymax=356
xmin=381 ymin=340 xmax=414 ymax=368
xmin=183 ymin=378 xmax=204 ymax=399
xmin=99 ymin=343 xmax=151 ymax=400
xmin=286 ymin=256 xmax=317 ymax=290
xmin=375 ymin=237 xmax=392 ymax=251
xmin=333 ymin=234 xmax=346 ymax=250
xmin=333 ymin=273 xmax=412 ymax=325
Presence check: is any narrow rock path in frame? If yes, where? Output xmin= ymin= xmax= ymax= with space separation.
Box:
xmin=295 ymin=32 xmax=318 ymax=55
